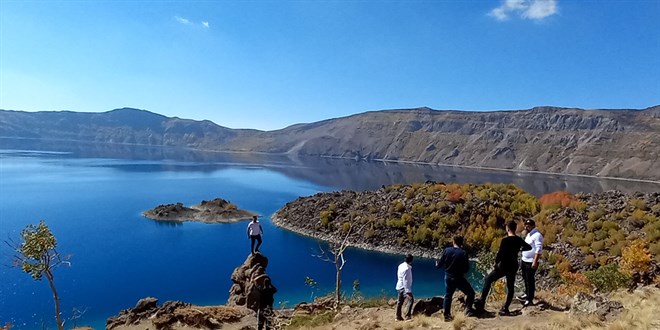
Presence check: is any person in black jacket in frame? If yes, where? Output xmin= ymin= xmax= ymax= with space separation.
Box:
xmin=476 ymin=220 xmax=532 ymax=315
xmin=436 ymin=235 xmax=475 ymax=321
xmin=255 ymin=276 xmax=277 ymax=330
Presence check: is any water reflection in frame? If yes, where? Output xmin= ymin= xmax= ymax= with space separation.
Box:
xmin=1 ymin=138 xmax=658 ymax=196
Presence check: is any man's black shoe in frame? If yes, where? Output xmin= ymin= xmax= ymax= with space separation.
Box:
xmin=498 ymin=309 xmax=510 ymax=316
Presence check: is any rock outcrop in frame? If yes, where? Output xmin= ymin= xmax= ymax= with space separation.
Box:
xmin=106 ymin=297 xmax=247 ymax=330
xmin=143 ymin=198 xmax=257 ymax=223
xmin=412 ymin=296 xmax=444 ymax=316
xmin=227 ymin=253 xmax=271 ymax=311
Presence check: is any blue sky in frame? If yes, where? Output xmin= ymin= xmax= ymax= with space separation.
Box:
xmin=1 ymin=0 xmax=658 ymax=130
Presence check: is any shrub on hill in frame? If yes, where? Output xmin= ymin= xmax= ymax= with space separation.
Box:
xmin=275 ymin=182 xmax=540 ymax=256
xmin=538 ymin=191 xmax=660 ymax=284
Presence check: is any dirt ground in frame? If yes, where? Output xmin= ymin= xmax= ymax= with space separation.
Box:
xmin=107 ymin=287 xmax=660 ymax=330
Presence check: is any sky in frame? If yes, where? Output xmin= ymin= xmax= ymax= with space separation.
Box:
xmin=0 ymin=0 xmax=659 ymax=131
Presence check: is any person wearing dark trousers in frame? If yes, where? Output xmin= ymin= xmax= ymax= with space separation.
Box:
xmin=395 ymin=254 xmax=414 ymax=321
xmin=436 ymin=236 xmax=475 ymax=322
xmin=519 ymin=219 xmax=543 ymax=307
xmin=247 ymin=216 xmax=263 ymax=254
xmin=255 ymin=275 xmax=277 ymax=330
xmin=476 ymin=220 xmax=532 ymax=315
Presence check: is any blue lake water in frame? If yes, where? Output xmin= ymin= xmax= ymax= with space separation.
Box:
xmin=1 ymin=142 xmax=659 ymax=329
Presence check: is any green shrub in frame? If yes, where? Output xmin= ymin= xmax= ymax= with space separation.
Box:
xmin=386 ymin=218 xmax=406 ymax=228
xmin=363 ymin=226 xmax=375 ymax=239
xmin=405 ymin=188 xmax=416 ymax=199
xmin=585 ymin=263 xmax=630 ymax=293
xmin=629 ymin=198 xmax=647 ymax=211
xmin=587 ymin=220 xmax=603 ymax=231
xmin=602 ymin=221 xmax=620 ymax=231
xmin=608 ymin=241 xmax=625 ymax=257
xmin=584 ymin=254 xmax=598 ymax=267
xmin=392 ymin=200 xmax=405 ymax=213
xmin=328 ymin=203 xmax=337 ymax=212
xmin=412 ymin=225 xmax=433 ymax=246
xmin=588 ymin=209 xmax=606 ymax=222
xmin=341 ymin=222 xmax=351 ymax=233
xmin=591 ymin=240 xmax=605 ymax=251
xmin=319 ymin=211 xmax=331 ymax=228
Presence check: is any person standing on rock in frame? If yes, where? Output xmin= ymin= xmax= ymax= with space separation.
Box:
xmin=436 ymin=235 xmax=475 ymax=321
xmin=247 ymin=216 xmax=263 ymax=254
xmin=518 ymin=219 xmax=543 ymax=307
xmin=255 ymin=275 xmax=277 ymax=330
xmin=476 ymin=220 xmax=532 ymax=316
xmin=395 ymin=253 xmax=414 ymax=321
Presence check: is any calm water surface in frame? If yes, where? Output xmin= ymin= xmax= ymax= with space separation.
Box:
xmin=1 ymin=143 xmax=658 ymax=329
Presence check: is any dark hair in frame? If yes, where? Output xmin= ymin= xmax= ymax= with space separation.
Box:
xmin=506 ymin=220 xmax=517 ymax=232
xmin=405 ymin=254 xmax=413 ymax=263
xmin=525 ymin=219 xmax=536 ymax=227
xmin=252 ymin=215 xmax=258 ymax=221
xmin=453 ymin=236 xmax=464 ymax=247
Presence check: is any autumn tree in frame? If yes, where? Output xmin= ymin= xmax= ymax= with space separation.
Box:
xmin=8 ymin=221 xmax=70 ymax=330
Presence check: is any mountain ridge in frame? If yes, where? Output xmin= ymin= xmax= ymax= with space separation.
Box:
xmin=1 ymin=105 xmax=659 ymax=181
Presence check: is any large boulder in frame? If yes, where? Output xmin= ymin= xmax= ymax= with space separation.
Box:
xmin=412 ymin=296 xmax=444 ymax=316
xmin=227 ymin=253 xmax=271 ymax=311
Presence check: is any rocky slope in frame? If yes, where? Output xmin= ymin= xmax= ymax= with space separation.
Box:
xmin=1 ymin=105 xmax=659 ymax=180
xmin=273 ymin=183 xmax=660 ymax=290
xmin=273 ymin=182 xmax=540 ymax=259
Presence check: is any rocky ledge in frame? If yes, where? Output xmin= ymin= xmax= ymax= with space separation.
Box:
xmin=106 ymin=297 xmax=249 ymax=330
xmin=143 ymin=198 xmax=257 ymax=223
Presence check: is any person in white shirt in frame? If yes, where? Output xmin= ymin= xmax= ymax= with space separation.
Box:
xmin=395 ymin=254 xmax=414 ymax=321
xmin=247 ymin=216 xmax=263 ymax=254
xmin=519 ymin=219 xmax=543 ymax=306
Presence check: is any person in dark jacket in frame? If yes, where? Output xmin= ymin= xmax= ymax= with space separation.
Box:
xmin=255 ymin=276 xmax=277 ymax=330
xmin=476 ymin=220 xmax=532 ymax=315
xmin=436 ymin=235 xmax=475 ymax=321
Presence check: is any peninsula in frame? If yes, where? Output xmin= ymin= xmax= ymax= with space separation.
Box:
xmin=143 ymin=198 xmax=257 ymax=223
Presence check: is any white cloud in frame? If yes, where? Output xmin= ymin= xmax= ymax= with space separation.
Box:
xmin=489 ymin=0 xmax=558 ymax=21
xmin=524 ymin=0 xmax=558 ymax=19
xmin=174 ymin=16 xmax=210 ymax=29
xmin=175 ymin=16 xmax=191 ymax=25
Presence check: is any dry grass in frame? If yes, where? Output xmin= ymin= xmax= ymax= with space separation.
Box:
xmin=609 ymin=286 xmax=660 ymax=330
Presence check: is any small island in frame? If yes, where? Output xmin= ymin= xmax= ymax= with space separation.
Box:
xmin=143 ymin=198 xmax=257 ymax=223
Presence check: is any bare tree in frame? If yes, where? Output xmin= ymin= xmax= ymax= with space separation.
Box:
xmin=315 ymin=220 xmax=370 ymax=309
xmin=6 ymin=221 xmax=70 ymax=330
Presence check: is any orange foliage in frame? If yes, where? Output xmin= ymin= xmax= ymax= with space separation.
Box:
xmin=557 ymin=271 xmax=592 ymax=296
xmin=445 ymin=184 xmax=464 ymax=203
xmin=621 ymin=240 xmax=652 ymax=275
xmin=539 ymin=191 xmax=585 ymax=209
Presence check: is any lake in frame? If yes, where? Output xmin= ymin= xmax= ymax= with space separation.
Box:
xmin=1 ymin=141 xmax=658 ymax=329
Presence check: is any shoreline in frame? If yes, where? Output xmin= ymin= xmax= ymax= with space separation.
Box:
xmin=272 ymin=216 xmax=443 ymax=260
xmin=3 ymin=137 xmax=659 ymax=184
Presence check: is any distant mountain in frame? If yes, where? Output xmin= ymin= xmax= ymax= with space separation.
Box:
xmin=1 ymin=106 xmax=659 ymax=181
